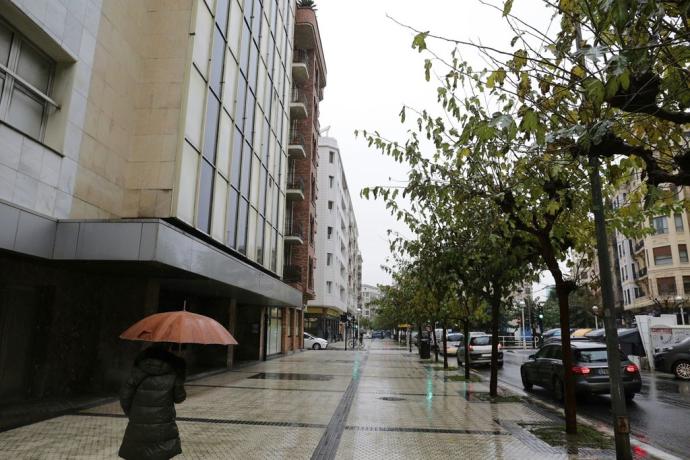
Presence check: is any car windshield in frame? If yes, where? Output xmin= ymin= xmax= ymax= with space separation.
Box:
xmin=447 ymin=333 xmax=463 ymax=341
xmin=471 ymin=336 xmax=491 ymax=346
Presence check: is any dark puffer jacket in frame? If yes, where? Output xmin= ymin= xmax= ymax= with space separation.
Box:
xmin=118 ymin=347 xmax=187 ymax=460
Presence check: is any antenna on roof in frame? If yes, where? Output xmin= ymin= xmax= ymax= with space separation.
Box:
xmin=320 ymin=125 xmax=331 ymax=137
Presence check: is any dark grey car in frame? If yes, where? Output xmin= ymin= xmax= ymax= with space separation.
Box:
xmin=654 ymin=337 xmax=690 ymax=380
xmin=520 ymin=341 xmax=642 ymax=401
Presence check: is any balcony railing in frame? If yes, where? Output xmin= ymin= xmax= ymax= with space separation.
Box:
xmin=286 ymin=173 xmax=305 ymax=200
xmin=634 ymin=240 xmax=645 ymax=253
xmin=283 ymin=264 xmax=302 ymax=283
xmin=638 ymin=267 xmax=648 ymax=278
xmin=293 ymin=48 xmax=308 ymax=64
xmin=288 ymin=129 xmax=307 ymax=158
xmin=284 ymin=218 xmax=304 ymax=240
xmin=291 ymin=49 xmax=309 ymax=84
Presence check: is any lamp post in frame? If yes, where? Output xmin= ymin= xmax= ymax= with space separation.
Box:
xmin=674 ymin=296 xmax=686 ymax=325
xmin=592 ymin=305 xmax=599 ymax=329
xmin=519 ymin=301 xmax=526 ymax=350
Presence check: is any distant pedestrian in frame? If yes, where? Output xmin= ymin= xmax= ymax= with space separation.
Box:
xmin=359 ymin=331 xmax=363 ymax=346
xmin=118 ymin=344 xmax=187 ymax=460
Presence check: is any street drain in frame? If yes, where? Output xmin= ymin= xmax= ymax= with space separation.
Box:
xmin=379 ymin=396 xmax=406 ymax=401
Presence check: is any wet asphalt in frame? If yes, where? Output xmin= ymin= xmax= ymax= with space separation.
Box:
xmin=474 ymin=350 xmax=690 ymax=459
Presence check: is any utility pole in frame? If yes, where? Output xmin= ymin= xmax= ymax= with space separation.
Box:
xmin=589 ymin=155 xmax=632 ymax=459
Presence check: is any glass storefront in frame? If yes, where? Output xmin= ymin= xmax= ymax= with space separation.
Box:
xmin=267 ymin=307 xmax=283 ymax=355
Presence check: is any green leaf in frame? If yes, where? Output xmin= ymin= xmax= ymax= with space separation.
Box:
xmin=412 ymin=32 xmax=429 ymax=53
xmin=424 ymin=59 xmax=432 ymax=82
xmin=503 ymin=0 xmax=514 ymax=16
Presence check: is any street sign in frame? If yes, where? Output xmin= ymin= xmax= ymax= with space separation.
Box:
xmin=398 ymin=323 xmax=411 ymax=328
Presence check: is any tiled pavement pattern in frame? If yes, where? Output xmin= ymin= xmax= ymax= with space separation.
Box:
xmin=0 ymin=340 xmax=620 ymax=459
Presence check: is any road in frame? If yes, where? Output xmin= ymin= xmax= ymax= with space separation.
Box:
xmin=476 ymin=350 xmax=690 ymax=458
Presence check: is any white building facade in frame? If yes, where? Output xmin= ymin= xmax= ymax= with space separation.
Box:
xmin=361 ymin=284 xmax=382 ymax=320
xmin=306 ymin=136 xmax=362 ymax=338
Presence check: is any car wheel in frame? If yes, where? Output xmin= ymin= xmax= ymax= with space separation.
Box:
xmin=673 ymin=360 xmax=690 ymax=380
xmin=312 ymin=343 xmax=321 ymax=350
xmin=553 ymin=376 xmax=564 ymax=402
xmin=521 ymin=369 xmax=533 ymax=391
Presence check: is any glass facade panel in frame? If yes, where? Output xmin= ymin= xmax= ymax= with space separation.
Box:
xmin=226 ymin=187 xmax=239 ymax=247
xmin=16 ymin=42 xmax=51 ymax=92
xmin=209 ymin=26 xmax=225 ymax=96
xmin=241 ymin=141 xmax=252 ymax=197
xmin=267 ymin=307 xmax=282 ymax=355
xmin=215 ymin=0 xmax=230 ymax=35
xmin=230 ymin=126 xmax=243 ymax=188
xmin=203 ymin=93 xmax=221 ymax=162
xmin=237 ymin=198 xmax=248 ymax=254
xmin=197 ymin=159 xmax=215 ymax=233
xmin=8 ymin=87 xmax=43 ymax=139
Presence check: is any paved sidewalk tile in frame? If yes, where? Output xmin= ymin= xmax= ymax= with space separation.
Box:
xmin=0 ymin=339 xmax=630 ymax=459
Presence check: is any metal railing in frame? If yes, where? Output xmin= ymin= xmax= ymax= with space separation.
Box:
xmin=638 ymin=267 xmax=648 ymax=278
xmin=289 ymin=129 xmax=305 ymax=147
xmin=634 ymin=240 xmax=645 ymax=252
xmin=291 ymin=87 xmax=308 ymax=106
xmin=293 ymin=48 xmax=308 ymax=64
xmin=283 ymin=264 xmax=301 ymax=282
xmin=286 ymin=173 xmax=305 ymax=193
xmin=284 ymin=218 xmax=304 ymax=240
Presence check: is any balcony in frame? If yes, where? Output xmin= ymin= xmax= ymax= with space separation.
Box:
xmin=284 ymin=218 xmax=304 ymax=245
xmin=286 ymin=174 xmax=305 ymax=200
xmin=638 ymin=267 xmax=648 ymax=279
xmin=288 ymin=129 xmax=307 ymax=159
xmin=634 ymin=240 xmax=645 ymax=253
xmin=290 ymin=88 xmax=308 ymax=119
xmin=283 ymin=264 xmax=302 ymax=283
xmin=292 ymin=49 xmax=309 ymax=85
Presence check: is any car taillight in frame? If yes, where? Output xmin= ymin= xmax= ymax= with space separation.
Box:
xmin=572 ymin=366 xmax=591 ymax=375
xmin=498 ymin=344 xmax=502 ymax=350
xmin=625 ymin=364 xmax=639 ymax=374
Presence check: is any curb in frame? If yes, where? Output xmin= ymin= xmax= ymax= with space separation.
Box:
xmin=495 ymin=377 xmax=681 ymax=460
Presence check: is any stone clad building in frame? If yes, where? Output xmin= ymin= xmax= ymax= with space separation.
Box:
xmin=0 ymin=0 xmax=321 ymax=409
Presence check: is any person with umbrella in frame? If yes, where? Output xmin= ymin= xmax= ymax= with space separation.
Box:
xmin=118 ymin=343 xmax=186 ymax=460
xmin=118 ymin=307 xmax=238 ymax=459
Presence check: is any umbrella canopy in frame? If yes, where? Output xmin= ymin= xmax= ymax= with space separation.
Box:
xmin=120 ymin=311 xmax=238 ymax=345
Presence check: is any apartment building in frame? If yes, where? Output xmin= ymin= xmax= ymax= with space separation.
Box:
xmin=361 ymin=284 xmax=382 ymax=320
xmin=282 ymin=4 xmax=325 ymax=308
xmin=613 ymin=180 xmax=690 ymax=323
xmin=0 ymin=0 xmax=309 ymax=406
xmin=306 ymin=136 xmax=361 ymax=339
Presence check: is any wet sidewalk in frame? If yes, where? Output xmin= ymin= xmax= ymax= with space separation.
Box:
xmin=0 ymin=340 xmax=658 ymax=459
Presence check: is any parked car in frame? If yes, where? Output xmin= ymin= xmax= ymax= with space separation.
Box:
xmin=303 ymin=332 xmax=328 ymax=350
xmin=654 ymin=337 xmax=690 ymax=380
xmin=456 ymin=334 xmax=503 ymax=367
xmin=440 ymin=333 xmax=464 ymax=356
xmin=520 ymin=340 xmax=642 ymax=401
xmin=372 ymin=331 xmax=384 ymax=339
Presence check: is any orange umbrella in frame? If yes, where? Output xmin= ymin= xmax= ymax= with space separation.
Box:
xmin=120 ymin=311 xmax=238 ymax=345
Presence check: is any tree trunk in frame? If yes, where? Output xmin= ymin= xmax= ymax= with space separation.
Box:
xmin=463 ymin=320 xmax=471 ymax=380
xmin=442 ymin=323 xmax=448 ymax=369
xmin=555 ymin=280 xmax=578 ymax=434
xmin=432 ymin=322 xmax=439 ymax=363
xmin=490 ymin=293 xmax=501 ymax=397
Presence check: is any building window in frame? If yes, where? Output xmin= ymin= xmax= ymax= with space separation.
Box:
xmin=653 ymin=245 xmax=673 ymax=265
xmin=658 ymin=277 xmax=677 ymax=297
xmin=326 ymin=253 xmax=333 ymax=266
xmin=326 ymin=281 xmax=332 ymax=293
xmin=680 ymin=244 xmax=689 ymax=263
xmin=329 ymin=175 xmax=334 ymax=188
xmin=328 ymin=200 xmax=334 ymax=210
xmin=329 ymin=151 xmax=334 ymax=163
xmin=653 ymin=216 xmax=669 ymax=235
xmin=676 ymin=214 xmax=685 ymax=232
xmin=0 ymin=20 xmax=55 ymax=141
xmin=327 ymin=226 xmax=333 ymax=239
xmin=684 ymin=276 xmax=690 ymax=295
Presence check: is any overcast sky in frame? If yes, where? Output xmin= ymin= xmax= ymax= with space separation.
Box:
xmin=316 ymin=0 xmax=555 ymax=292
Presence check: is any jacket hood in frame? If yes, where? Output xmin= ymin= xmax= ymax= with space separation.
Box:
xmin=135 ymin=347 xmax=183 ymax=376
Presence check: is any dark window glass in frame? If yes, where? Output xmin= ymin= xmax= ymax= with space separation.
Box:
xmin=241 ymin=141 xmax=252 ymax=197
xmin=244 ymin=92 xmax=256 ymax=135
xmin=676 ymin=214 xmax=685 ymax=232
xmin=209 ymin=26 xmax=225 ymax=96
xmin=471 ymin=336 xmax=491 ymax=346
xmin=653 ymin=216 xmax=669 ymax=235
xmin=657 ymin=277 xmax=677 ymax=296
xmin=230 ymin=127 xmax=243 ymax=188
xmin=258 ymin=166 xmax=267 ymax=216
xmin=226 ymin=187 xmax=239 ymax=247
xmin=684 ymin=276 xmax=690 ymax=295
xmin=197 ymin=160 xmax=214 ymax=233
xmin=237 ymin=198 xmax=248 ymax=254
xmin=203 ymin=93 xmax=221 ymax=163
xmin=215 ymin=0 xmax=230 ymax=35
xmin=680 ymin=244 xmax=689 ymax=263
xmin=653 ymin=246 xmax=673 ymax=266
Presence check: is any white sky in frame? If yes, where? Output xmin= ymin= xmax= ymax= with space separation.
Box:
xmin=316 ymin=0 xmax=552 ymax=288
